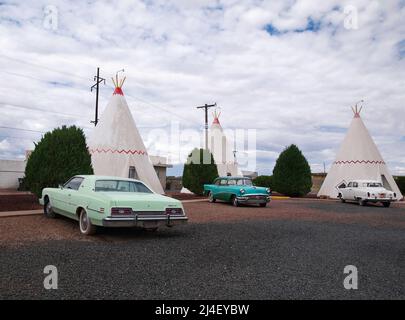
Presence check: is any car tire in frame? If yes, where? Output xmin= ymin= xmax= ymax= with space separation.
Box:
xmin=382 ymin=202 xmax=391 ymax=208
xmin=79 ymin=209 xmax=97 ymax=235
xmin=44 ymin=197 xmax=56 ymax=218
xmin=208 ymin=192 xmax=216 ymax=203
xmin=340 ymin=198 xmax=346 ymax=203
xmin=232 ymin=196 xmax=239 ymax=207
xmin=358 ymin=199 xmax=366 ymax=206
xmin=259 ymin=203 xmax=267 ymax=207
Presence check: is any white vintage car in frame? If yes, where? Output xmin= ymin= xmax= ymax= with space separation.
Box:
xmin=338 ymin=180 xmax=398 ymax=207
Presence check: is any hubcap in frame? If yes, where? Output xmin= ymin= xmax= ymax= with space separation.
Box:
xmin=81 ymin=212 xmax=88 ymax=231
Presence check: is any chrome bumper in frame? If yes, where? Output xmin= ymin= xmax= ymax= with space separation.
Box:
xmin=102 ymin=215 xmax=188 ymax=228
xmin=364 ymin=198 xmax=396 ymax=203
xmin=236 ymin=195 xmax=271 ymax=204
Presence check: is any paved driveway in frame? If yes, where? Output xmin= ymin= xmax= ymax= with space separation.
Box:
xmin=1 ymin=200 xmax=405 ymax=299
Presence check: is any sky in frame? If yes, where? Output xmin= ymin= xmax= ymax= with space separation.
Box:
xmin=0 ymin=0 xmax=404 ymax=177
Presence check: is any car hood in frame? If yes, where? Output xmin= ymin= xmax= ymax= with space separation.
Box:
xmin=97 ymin=192 xmax=182 ymax=211
xmin=240 ymin=186 xmax=269 ymax=195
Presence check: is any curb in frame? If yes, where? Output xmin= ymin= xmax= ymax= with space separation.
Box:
xmin=0 ymin=209 xmax=43 ymax=218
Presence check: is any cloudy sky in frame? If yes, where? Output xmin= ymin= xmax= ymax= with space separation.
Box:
xmin=0 ymin=0 xmax=404 ymax=176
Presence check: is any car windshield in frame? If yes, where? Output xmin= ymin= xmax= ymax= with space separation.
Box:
xmin=94 ymin=180 xmax=153 ymax=193
xmin=235 ymin=179 xmax=252 ymax=186
xmin=366 ymin=182 xmax=383 ymax=187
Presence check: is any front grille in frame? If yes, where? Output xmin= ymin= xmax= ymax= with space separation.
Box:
xmin=247 ymin=195 xmax=266 ymax=200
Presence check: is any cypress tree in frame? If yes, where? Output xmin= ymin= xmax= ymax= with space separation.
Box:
xmin=182 ymin=148 xmax=218 ymax=195
xmin=272 ymin=144 xmax=312 ymax=197
xmin=24 ymin=125 xmax=93 ymax=197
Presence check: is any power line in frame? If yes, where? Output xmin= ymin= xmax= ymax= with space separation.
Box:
xmin=0 ymin=101 xmax=90 ymax=118
xmin=0 ymin=56 xmax=202 ymax=124
xmin=0 ymin=54 xmax=90 ymax=82
xmin=0 ymin=135 xmax=38 ymax=141
xmin=0 ymin=126 xmax=45 ymax=133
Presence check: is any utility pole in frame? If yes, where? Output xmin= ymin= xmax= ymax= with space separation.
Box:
xmin=90 ymin=67 xmax=105 ymax=126
xmin=197 ymin=102 xmax=216 ymax=150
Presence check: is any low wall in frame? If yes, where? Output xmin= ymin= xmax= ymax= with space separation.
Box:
xmin=0 ymin=160 xmax=26 ymax=189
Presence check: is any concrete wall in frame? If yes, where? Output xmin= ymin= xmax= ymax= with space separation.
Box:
xmin=154 ymin=166 xmax=168 ymax=190
xmin=0 ymin=160 xmax=26 ymax=189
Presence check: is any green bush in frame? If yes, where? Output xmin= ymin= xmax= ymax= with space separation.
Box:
xmin=253 ymin=175 xmax=273 ymax=189
xmin=272 ymin=144 xmax=312 ymax=197
xmin=395 ymin=176 xmax=405 ymax=195
xmin=182 ymin=148 xmax=218 ymax=195
xmin=24 ymin=125 xmax=93 ymax=198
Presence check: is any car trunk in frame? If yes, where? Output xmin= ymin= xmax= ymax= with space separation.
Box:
xmin=98 ymin=192 xmax=180 ymax=211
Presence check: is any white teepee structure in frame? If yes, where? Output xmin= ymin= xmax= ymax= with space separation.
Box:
xmin=318 ymin=106 xmax=402 ymax=199
xmin=208 ymin=111 xmax=242 ymax=177
xmin=88 ymin=75 xmax=164 ymax=194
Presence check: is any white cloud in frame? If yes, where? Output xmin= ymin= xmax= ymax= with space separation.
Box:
xmin=0 ymin=0 xmax=404 ymax=175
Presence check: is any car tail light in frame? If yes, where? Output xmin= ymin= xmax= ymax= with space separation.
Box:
xmin=165 ymin=208 xmax=183 ymax=215
xmin=111 ymin=207 xmax=133 ymax=215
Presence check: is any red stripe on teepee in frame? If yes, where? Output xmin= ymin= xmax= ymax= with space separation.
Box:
xmin=334 ymin=160 xmax=385 ymax=165
xmin=113 ymin=87 xmax=124 ymax=95
xmin=89 ymin=148 xmax=147 ymax=155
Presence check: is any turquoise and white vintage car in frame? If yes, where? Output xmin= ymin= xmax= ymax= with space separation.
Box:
xmin=39 ymin=175 xmax=188 ymax=235
xmin=204 ymin=176 xmax=271 ymax=207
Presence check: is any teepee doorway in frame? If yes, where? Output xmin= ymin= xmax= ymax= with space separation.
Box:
xmin=381 ymin=174 xmax=392 ymax=191
xmin=128 ymin=166 xmax=138 ymax=180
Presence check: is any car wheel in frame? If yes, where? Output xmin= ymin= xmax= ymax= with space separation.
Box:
xmin=208 ymin=192 xmax=216 ymax=203
xmin=79 ymin=209 xmax=97 ymax=235
xmin=44 ymin=197 xmax=56 ymax=218
xmin=232 ymin=196 xmax=239 ymax=207
xmin=358 ymin=199 xmax=366 ymax=206
xmin=382 ymin=202 xmax=391 ymax=208
xmin=340 ymin=198 xmax=346 ymax=203
xmin=259 ymin=203 xmax=267 ymax=207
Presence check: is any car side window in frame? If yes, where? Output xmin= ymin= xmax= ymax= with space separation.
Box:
xmin=220 ymin=179 xmax=228 ymax=186
xmin=353 ymin=182 xmax=358 ymax=188
xmin=347 ymin=182 xmax=352 ymax=187
xmin=228 ymin=179 xmax=236 ymax=185
xmin=64 ymin=177 xmax=84 ymax=190
xmin=214 ymin=179 xmax=220 ymax=186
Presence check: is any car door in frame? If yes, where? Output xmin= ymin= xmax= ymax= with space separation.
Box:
xmin=60 ymin=177 xmax=84 ymax=216
xmin=351 ymin=182 xmax=359 ymax=199
xmin=225 ymin=179 xmax=237 ymax=201
xmin=53 ymin=177 xmax=74 ymax=214
xmin=217 ymin=179 xmax=229 ymax=201
xmin=342 ymin=182 xmax=353 ymax=199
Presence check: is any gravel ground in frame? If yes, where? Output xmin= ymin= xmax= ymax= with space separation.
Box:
xmin=1 ymin=199 xmax=405 ymax=299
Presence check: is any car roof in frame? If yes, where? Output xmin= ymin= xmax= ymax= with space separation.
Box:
xmin=74 ymin=175 xmax=143 ymax=183
xmin=351 ymin=180 xmax=381 ymax=183
xmin=216 ymin=176 xmax=251 ymax=180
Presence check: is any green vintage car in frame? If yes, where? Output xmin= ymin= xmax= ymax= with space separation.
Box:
xmin=203 ymin=176 xmax=271 ymax=207
xmin=39 ymin=175 xmax=188 ymax=235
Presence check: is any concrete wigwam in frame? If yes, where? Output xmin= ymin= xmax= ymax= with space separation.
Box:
xmin=318 ymin=106 xmax=402 ymax=199
xmin=88 ymin=75 xmax=164 ymax=194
